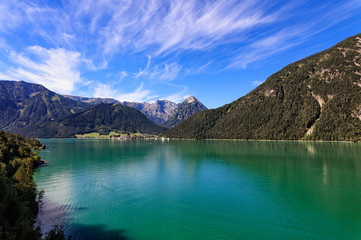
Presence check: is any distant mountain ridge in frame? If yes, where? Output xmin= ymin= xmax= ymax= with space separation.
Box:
xmin=64 ymin=94 xmax=208 ymax=127
xmin=0 ymin=80 xmax=164 ymax=137
xmin=63 ymin=95 xmax=119 ymax=104
xmin=121 ymin=100 xmax=178 ymax=125
xmin=165 ymin=33 xmax=361 ymax=141
xmin=121 ymin=96 xmax=208 ymax=127
xmin=0 ymin=80 xmax=206 ymax=138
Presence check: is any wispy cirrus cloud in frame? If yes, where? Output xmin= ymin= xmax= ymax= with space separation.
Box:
xmin=163 ymin=84 xmax=189 ymax=103
xmin=1 ymin=0 xmax=361 ymax=71
xmin=0 ymin=0 xmax=361 ymax=107
xmin=81 ymin=0 xmax=294 ymax=60
xmin=0 ymin=0 xmax=293 ymax=58
xmin=0 ymin=0 xmax=72 ymax=47
xmin=99 ymin=0 xmax=277 ymax=55
xmin=227 ymin=0 xmax=361 ymax=69
xmin=134 ymin=56 xmax=182 ymax=82
xmin=227 ymin=28 xmax=305 ymax=69
xmin=116 ymin=83 xmax=156 ymax=102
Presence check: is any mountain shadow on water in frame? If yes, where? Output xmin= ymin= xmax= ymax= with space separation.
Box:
xmin=65 ymin=224 xmax=129 ymax=240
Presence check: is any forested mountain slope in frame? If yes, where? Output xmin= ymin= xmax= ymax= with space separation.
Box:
xmin=165 ymin=33 xmax=361 ymax=141
xmin=0 ymin=80 xmax=88 ymax=136
xmin=0 ymin=81 xmax=166 ymax=138
xmin=29 ymin=103 xmax=167 ymax=138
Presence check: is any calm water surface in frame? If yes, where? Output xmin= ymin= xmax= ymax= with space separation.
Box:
xmin=34 ymin=139 xmax=361 ymax=240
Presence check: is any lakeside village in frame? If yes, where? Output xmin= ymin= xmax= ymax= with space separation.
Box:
xmin=75 ymin=132 xmax=170 ymax=141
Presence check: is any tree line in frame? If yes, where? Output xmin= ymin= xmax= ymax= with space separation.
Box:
xmin=0 ymin=131 xmax=70 ymax=240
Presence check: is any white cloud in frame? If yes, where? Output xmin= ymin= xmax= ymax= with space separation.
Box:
xmin=227 ymin=1 xmax=361 ymax=69
xmin=118 ymin=71 xmax=128 ymax=81
xmin=134 ymin=55 xmax=152 ymax=79
xmin=116 ymin=83 xmax=155 ymax=102
xmin=1 ymin=46 xmax=83 ymax=94
xmin=228 ymin=29 xmax=304 ymax=69
xmin=0 ymin=1 xmax=73 ymax=48
xmin=0 ymin=0 xmax=24 ymax=33
xmin=93 ymin=82 xmax=118 ymax=98
xmin=1 ymin=0 xmax=360 ymax=61
xmin=93 ymin=82 xmax=156 ymax=102
xmin=1 ymin=0 xmax=360 ymax=68
xmin=0 ymin=0 xmax=361 ymax=95
xmin=98 ymin=0 xmax=279 ymax=56
xmin=164 ymin=85 xmax=189 ymax=103
xmin=134 ymin=56 xmax=182 ymax=82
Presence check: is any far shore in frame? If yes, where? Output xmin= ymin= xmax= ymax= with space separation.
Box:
xmin=36 ymin=137 xmax=359 ymax=143
xmin=164 ymin=137 xmax=360 ymax=143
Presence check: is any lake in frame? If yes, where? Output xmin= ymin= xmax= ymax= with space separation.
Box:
xmin=34 ymin=139 xmax=361 ymax=240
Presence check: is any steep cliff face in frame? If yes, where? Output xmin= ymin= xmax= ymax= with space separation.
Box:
xmin=164 ymin=96 xmax=208 ymax=128
xmin=165 ymin=33 xmax=361 ymax=141
xmin=121 ymin=100 xmax=179 ymax=125
xmin=122 ymin=97 xmax=208 ymax=127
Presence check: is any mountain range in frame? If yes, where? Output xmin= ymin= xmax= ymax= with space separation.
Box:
xmin=164 ymin=33 xmax=361 ymax=142
xmin=0 ymin=80 xmax=207 ymax=138
xmin=63 ymin=94 xmax=208 ymax=127
xmin=122 ymin=96 xmax=207 ymax=127
xmin=2 ymin=33 xmax=361 ymax=141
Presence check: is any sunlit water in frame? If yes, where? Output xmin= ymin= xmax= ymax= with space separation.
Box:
xmin=34 ymin=139 xmax=361 ymax=240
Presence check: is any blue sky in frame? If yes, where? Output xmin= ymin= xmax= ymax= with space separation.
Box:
xmin=0 ymin=0 xmax=361 ymax=108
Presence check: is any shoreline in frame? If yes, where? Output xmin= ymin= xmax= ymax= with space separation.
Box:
xmin=164 ymin=138 xmax=360 ymax=143
xmin=37 ymin=137 xmax=360 ymax=144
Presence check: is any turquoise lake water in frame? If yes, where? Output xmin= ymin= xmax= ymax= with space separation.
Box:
xmin=34 ymin=139 xmax=361 ymax=240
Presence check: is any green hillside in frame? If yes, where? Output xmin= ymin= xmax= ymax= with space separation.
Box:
xmin=0 ymin=81 xmax=166 ymax=138
xmin=30 ymin=103 xmax=167 ymax=138
xmin=165 ymin=33 xmax=361 ymax=141
xmin=0 ymin=80 xmax=88 ymax=136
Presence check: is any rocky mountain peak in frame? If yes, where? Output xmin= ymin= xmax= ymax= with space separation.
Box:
xmin=184 ymin=96 xmax=197 ymax=103
xmin=121 ymin=96 xmax=207 ymax=127
xmin=163 ymin=96 xmax=208 ymax=128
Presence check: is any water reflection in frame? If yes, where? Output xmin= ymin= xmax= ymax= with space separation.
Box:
xmin=35 ymin=139 xmax=361 ymax=240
